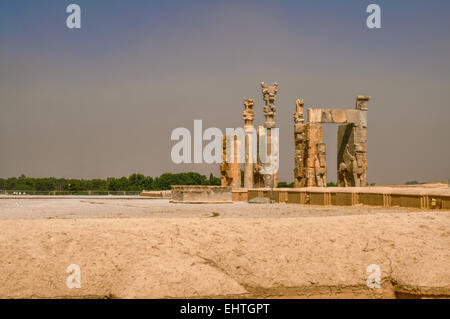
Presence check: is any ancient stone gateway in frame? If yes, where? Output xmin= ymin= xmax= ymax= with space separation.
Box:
xmin=293 ymin=96 xmax=370 ymax=187
xmin=220 ymin=81 xmax=369 ymax=189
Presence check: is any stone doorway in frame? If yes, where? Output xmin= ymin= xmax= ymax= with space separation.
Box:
xmin=293 ymin=96 xmax=370 ymax=187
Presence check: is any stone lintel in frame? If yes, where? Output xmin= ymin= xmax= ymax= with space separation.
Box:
xmin=307 ymin=108 xmax=366 ymax=126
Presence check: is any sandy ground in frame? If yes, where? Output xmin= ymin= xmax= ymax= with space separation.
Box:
xmin=0 ymin=197 xmax=449 ymax=299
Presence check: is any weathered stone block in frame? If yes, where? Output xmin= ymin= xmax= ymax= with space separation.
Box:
xmin=391 ymin=194 xmax=422 ymax=208
xmin=359 ymin=193 xmax=384 ymax=206
xmin=321 ymin=109 xmax=333 ymax=122
xmin=335 ymin=192 xmax=358 ymax=206
xmin=343 ymin=110 xmax=366 ymax=126
xmin=171 ymin=186 xmax=232 ymax=203
xmin=308 ymin=109 xmax=322 ymax=123
xmin=232 ymin=188 xmax=248 ymax=201
xmin=309 ymin=192 xmax=327 ymax=205
xmin=331 ymin=109 xmax=347 ymax=123
xmin=294 ymin=123 xmax=305 ymax=133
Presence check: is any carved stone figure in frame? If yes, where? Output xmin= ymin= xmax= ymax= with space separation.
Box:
xmin=353 ymin=144 xmax=367 ymax=187
xmin=293 ymin=99 xmax=304 ymax=124
xmin=338 ymin=144 xmax=355 ymax=187
xmin=338 ymin=162 xmax=349 ymax=187
xmin=260 ymin=82 xmax=278 ymax=129
xmin=355 ymin=96 xmax=370 ymax=111
xmin=314 ymin=143 xmax=327 ymax=187
xmin=243 ymin=98 xmax=255 ymax=124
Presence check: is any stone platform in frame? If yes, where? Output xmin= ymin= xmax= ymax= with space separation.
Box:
xmin=170 ymin=185 xmax=232 ymax=204
xmin=140 ymin=190 xmax=171 ymax=198
xmin=242 ymin=186 xmax=450 ymax=209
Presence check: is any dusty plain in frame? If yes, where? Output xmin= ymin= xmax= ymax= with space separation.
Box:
xmin=0 ymin=197 xmax=449 ymax=299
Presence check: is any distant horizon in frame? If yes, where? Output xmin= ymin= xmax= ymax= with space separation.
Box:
xmin=1 ymin=172 xmax=446 ymax=187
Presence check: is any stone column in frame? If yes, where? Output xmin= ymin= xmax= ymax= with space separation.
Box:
xmin=304 ymin=122 xmax=324 ymax=187
xmin=253 ymin=125 xmax=265 ymax=188
xmin=220 ymin=135 xmax=241 ymax=188
xmin=354 ymin=96 xmax=369 ymax=187
xmin=220 ymin=135 xmax=228 ymax=187
xmin=243 ymin=99 xmax=255 ymax=188
xmin=260 ymin=82 xmax=278 ymax=188
xmin=293 ymin=99 xmax=306 ymax=187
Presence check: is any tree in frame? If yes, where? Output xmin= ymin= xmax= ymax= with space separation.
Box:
xmin=0 ymin=172 xmax=222 ymax=192
xmin=327 ymin=181 xmax=337 ymax=187
xmin=208 ymin=173 xmax=220 ymax=186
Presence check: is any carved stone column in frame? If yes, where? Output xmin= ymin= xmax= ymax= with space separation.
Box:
xmin=220 ymin=135 xmax=241 ymax=188
xmin=253 ymin=126 xmax=265 ymax=188
xmin=354 ymin=95 xmax=369 ymax=187
xmin=243 ymin=99 xmax=255 ymax=189
xmin=293 ymin=99 xmax=306 ymax=187
xmin=260 ymin=82 xmax=278 ymax=188
xmin=304 ymin=123 xmax=324 ymax=187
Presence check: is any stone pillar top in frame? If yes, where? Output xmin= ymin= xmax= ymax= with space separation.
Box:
xmin=356 ymin=96 xmax=370 ymax=111
xmin=243 ymin=98 xmax=255 ymax=127
xmin=293 ymin=99 xmax=304 ymax=124
xmin=261 ymin=82 xmax=278 ymax=128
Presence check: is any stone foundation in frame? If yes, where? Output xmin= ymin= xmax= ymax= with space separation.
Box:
xmin=170 ymin=185 xmax=232 ymax=204
xmin=232 ymin=188 xmax=248 ymax=201
xmin=246 ymin=187 xmax=450 ymax=210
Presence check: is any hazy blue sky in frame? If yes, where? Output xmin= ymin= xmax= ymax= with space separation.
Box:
xmin=1 ymin=0 xmax=449 ymax=184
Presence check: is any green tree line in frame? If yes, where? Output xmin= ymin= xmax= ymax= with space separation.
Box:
xmin=0 ymin=172 xmax=221 ymax=192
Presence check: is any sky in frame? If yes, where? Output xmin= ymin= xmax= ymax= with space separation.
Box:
xmin=0 ymin=0 xmax=449 ymax=184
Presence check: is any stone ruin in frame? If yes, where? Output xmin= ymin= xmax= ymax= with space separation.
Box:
xmin=171 ymin=185 xmax=232 ymax=203
xmin=294 ymin=96 xmax=370 ymax=187
xmin=220 ymin=135 xmax=241 ymax=188
xmin=221 ymin=82 xmax=279 ymax=189
xmin=221 ymin=81 xmax=370 ymax=188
